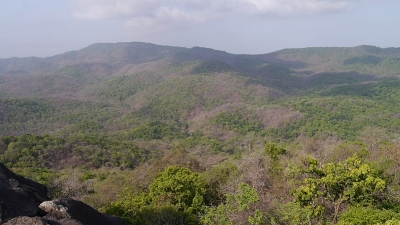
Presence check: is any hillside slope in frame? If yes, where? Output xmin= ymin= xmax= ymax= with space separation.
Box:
xmin=1 ymin=42 xmax=400 ymax=141
xmin=2 ymin=43 xmax=400 ymax=225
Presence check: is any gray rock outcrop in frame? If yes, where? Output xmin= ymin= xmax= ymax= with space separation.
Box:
xmin=0 ymin=163 xmax=126 ymax=225
xmin=0 ymin=163 xmax=49 ymax=223
xmin=40 ymin=199 xmax=126 ymax=225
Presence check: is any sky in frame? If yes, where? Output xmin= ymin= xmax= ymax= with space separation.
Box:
xmin=1 ymin=0 xmax=400 ymax=58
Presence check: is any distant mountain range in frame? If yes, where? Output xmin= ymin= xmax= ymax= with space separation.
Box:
xmin=3 ymin=43 xmax=400 ymax=225
xmin=1 ymin=42 xmax=400 ymax=139
xmin=1 ymin=43 xmax=400 ymax=97
xmin=2 ymin=43 xmax=400 ymax=76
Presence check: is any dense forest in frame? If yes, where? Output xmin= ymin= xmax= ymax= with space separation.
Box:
xmin=2 ymin=42 xmax=400 ymax=224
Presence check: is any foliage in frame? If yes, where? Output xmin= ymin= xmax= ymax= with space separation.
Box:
xmin=212 ymin=111 xmax=262 ymax=135
xmin=337 ymin=206 xmax=400 ymax=225
xmin=128 ymin=120 xmax=186 ymax=140
xmin=343 ymin=55 xmax=383 ymax=66
xmin=103 ymin=166 xmax=208 ymax=224
xmin=0 ymin=99 xmax=57 ymax=135
xmin=0 ymin=134 xmax=66 ymax=168
xmin=0 ymin=134 xmax=150 ymax=170
xmin=176 ymin=131 xmax=235 ymax=153
xmin=267 ymin=80 xmax=400 ymax=140
xmin=192 ymin=60 xmax=236 ymax=74
xmin=264 ymin=142 xmax=286 ymax=176
xmin=4 ymin=43 xmax=400 ymax=225
xmin=201 ymin=183 xmax=264 ymax=225
xmin=148 ymin=166 xmax=207 ymax=213
xmin=377 ymin=219 xmax=400 ymax=225
xmin=264 ymin=142 xmax=286 ymax=159
xmin=88 ymin=73 xmax=158 ymax=102
xmin=202 ymin=162 xmax=240 ymax=201
xmin=292 ymin=154 xmax=387 ymax=223
xmin=306 ymin=72 xmax=375 ymax=88
xmin=277 ymin=201 xmax=319 ymax=225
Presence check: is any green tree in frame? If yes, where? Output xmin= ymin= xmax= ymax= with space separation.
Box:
xmin=337 ymin=206 xmax=400 ymax=225
xmin=201 ymin=183 xmax=264 ymax=225
xmin=264 ymin=142 xmax=286 ymax=176
xmin=292 ymin=154 xmax=386 ymax=224
xmin=103 ymin=166 xmax=208 ymax=224
xmin=148 ymin=165 xmax=207 ymax=213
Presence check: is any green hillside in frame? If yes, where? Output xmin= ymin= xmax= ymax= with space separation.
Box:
xmin=2 ymin=42 xmax=400 ymax=224
xmin=273 ymin=45 xmax=400 ymax=75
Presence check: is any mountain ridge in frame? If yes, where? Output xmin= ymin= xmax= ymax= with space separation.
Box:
xmin=2 ymin=42 xmax=400 ymax=76
xmin=1 ymin=42 xmax=400 ymax=140
xmin=2 ymin=42 xmax=400 ymax=225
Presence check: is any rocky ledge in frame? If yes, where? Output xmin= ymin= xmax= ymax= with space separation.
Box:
xmin=0 ymin=163 xmax=126 ymax=225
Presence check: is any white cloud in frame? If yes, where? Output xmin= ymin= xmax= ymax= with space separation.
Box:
xmin=70 ymin=0 xmax=159 ymax=20
xmin=241 ymin=0 xmax=352 ymax=17
xmin=69 ymin=0 xmax=366 ymax=28
xmin=123 ymin=5 xmax=208 ymax=32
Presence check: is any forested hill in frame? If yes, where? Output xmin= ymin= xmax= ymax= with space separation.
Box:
xmin=1 ymin=43 xmax=400 ymax=138
xmin=2 ymin=43 xmax=400 ymax=78
xmin=2 ymin=43 xmax=400 ymax=76
xmin=1 ymin=43 xmax=400 ymax=98
xmin=3 ymin=43 xmax=400 ymax=224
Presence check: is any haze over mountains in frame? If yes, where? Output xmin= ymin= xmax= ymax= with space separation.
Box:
xmin=1 ymin=42 xmax=400 ymax=138
xmin=3 ymin=42 xmax=400 ymax=224
xmin=2 ymin=43 xmax=400 ymax=93
xmin=3 ymin=42 xmax=400 ymax=78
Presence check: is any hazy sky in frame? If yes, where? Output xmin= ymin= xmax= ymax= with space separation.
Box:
xmin=1 ymin=0 xmax=399 ymax=58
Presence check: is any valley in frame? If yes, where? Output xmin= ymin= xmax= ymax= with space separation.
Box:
xmin=1 ymin=42 xmax=400 ymax=224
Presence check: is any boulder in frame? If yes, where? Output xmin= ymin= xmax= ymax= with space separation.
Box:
xmin=0 ymin=163 xmax=49 ymax=223
xmin=40 ymin=199 xmax=126 ymax=225
xmin=40 ymin=201 xmax=70 ymax=219
xmin=3 ymin=216 xmax=48 ymax=225
xmin=0 ymin=163 xmax=126 ymax=225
